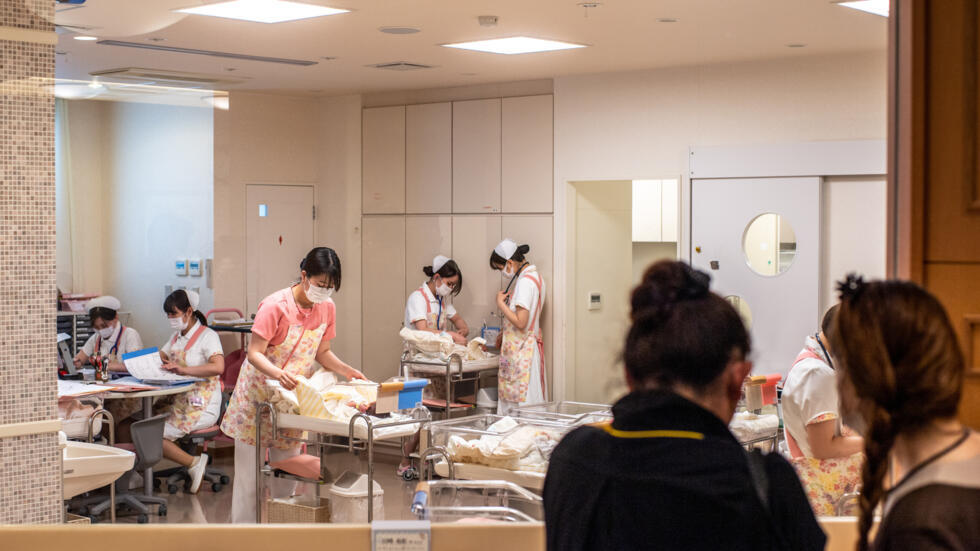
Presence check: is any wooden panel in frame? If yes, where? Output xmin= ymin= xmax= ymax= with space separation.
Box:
xmin=406 ymin=102 xmax=452 ymax=214
xmin=502 ymin=95 xmax=553 ymax=213
xmin=451 ymin=216 xmax=501 ymax=332
xmin=452 ymin=99 xmax=501 ymax=214
xmin=404 ymin=216 xmax=453 ymax=299
xmin=362 ymin=106 xmax=405 ymax=214
xmin=923 ymin=262 xmax=980 ymax=428
xmin=922 ymin=1 xmax=980 ymax=262
xmin=503 ymin=215 xmax=554 ymax=397
xmin=361 ymin=216 xmax=406 ymax=380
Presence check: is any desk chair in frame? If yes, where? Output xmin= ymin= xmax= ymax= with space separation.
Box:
xmin=76 ymin=414 xmax=169 ymax=523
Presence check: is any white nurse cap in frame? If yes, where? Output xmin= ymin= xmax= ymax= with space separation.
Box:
xmin=184 ymin=289 xmax=200 ymax=309
xmin=494 ymin=238 xmax=518 ymax=260
xmin=432 ymin=255 xmax=451 ymax=273
xmin=86 ymin=295 xmax=121 ymax=311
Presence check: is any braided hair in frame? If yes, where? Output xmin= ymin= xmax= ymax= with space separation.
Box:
xmin=830 ymin=274 xmax=965 ymax=551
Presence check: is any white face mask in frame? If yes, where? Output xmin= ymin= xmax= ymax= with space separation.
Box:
xmin=502 ymin=264 xmax=515 ymax=279
xmin=169 ymin=316 xmax=188 ymax=331
xmin=305 ymin=281 xmax=333 ymax=304
xmin=97 ymin=325 xmax=115 ymax=339
xmin=435 ymin=280 xmax=452 ymax=297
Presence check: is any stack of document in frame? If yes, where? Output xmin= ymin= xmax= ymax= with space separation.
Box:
xmin=121 ymin=347 xmax=203 ymax=385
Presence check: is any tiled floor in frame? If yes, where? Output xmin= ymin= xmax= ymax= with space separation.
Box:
xmin=85 ymin=446 xmax=420 ymax=524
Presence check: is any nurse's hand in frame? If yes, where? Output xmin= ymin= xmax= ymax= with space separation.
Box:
xmin=495 ymin=334 xmax=503 ymax=349
xmin=449 ymin=332 xmax=467 ymax=345
xmin=496 ymin=291 xmax=511 ymax=310
xmin=345 ymin=367 xmax=368 ymax=381
xmin=162 ymin=362 xmax=184 ymax=375
xmin=277 ymin=370 xmax=298 ymax=390
xmin=73 ymin=357 xmax=82 ymax=369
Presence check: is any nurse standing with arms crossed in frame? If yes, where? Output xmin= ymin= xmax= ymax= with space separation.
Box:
xmin=490 ymin=239 xmax=547 ymax=415
xmin=222 ymin=247 xmax=367 ymax=523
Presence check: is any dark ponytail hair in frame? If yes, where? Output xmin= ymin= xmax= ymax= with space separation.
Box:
xmin=830 ymin=276 xmax=964 ymax=551
xmin=623 ymin=261 xmax=750 ymax=390
xmin=163 ymin=290 xmax=207 ymax=327
xmin=300 ymin=247 xmax=342 ymax=290
xmin=422 ymin=259 xmax=464 ymax=297
xmin=489 ymin=244 xmax=531 ymax=269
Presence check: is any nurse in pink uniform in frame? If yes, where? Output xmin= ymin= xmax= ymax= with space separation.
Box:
xmin=222 ymin=247 xmax=366 ymax=523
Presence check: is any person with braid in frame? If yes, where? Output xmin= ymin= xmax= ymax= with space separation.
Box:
xmin=830 ymin=275 xmax=980 ymax=551
xmin=544 ymin=260 xmax=824 ymax=551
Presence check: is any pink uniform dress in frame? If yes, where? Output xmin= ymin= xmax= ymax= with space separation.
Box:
xmin=221 ymin=287 xmax=337 ymax=449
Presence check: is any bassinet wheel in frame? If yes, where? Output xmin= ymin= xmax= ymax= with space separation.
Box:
xmin=401 ymin=468 xmax=418 ymax=481
xmin=158 ymin=505 xmax=168 ymax=516
xmin=211 ymin=483 xmax=223 ymax=493
xmin=167 ymin=484 xmax=178 ymax=494
xmin=220 ymin=475 xmax=230 ymax=484
xmin=137 ymin=513 xmax=148 ymax=524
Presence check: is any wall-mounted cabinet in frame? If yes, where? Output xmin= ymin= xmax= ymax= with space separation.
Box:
xmin=451 ymin=216 xmax=503 ymax=329
xmin=631 ymin=179 xmax=679 ymax=243
xmin=405 ymin=215 xmax=453 ymax=298
xmin=406 ymin=103 xmax=452 ymax=214
xmin=361 ymin=216 xmax=407 ymax=379
xmin=502 ymin=96 xmax=553 ymax=213
xmin=453 ymin=99 xmax=502 ymax=214
xmin=362 ymin=106 xmax=405 ymax=214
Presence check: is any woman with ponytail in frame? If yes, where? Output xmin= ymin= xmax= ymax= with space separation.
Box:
xmin=830 ymin=275 xmax=980 ymax=551
xmin=544 ymin=260 xmax=824 ymax=551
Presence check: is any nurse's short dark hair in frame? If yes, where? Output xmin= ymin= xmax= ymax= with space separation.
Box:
xmin=624 ymin=261 xmax=751 ymax=389
xmin=88 ymin=307 xmax=117 ymax=323
xmin=300 ymin=247 xmax=342 ymax=291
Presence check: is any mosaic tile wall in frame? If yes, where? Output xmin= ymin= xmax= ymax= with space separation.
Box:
xmin=0 ymin=0 xmax=62 ymax=524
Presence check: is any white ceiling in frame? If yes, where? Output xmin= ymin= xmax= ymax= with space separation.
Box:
xmin=54 ymin=0 xmax=887 ymax=96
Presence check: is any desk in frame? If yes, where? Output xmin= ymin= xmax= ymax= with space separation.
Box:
xmin=103 ymin=385 xmax=193 ymax=498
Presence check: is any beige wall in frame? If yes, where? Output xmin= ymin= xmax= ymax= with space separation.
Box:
xmin=631 ymin=242 xmax=678 ymax=286
xmin=213 ymin=92 xmax=363 ymax=365
xmin=569 ymin=181 xmax=633 ymax=403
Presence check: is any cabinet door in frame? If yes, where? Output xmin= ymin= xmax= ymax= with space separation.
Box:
xmin=502 ymin=215 xmax=554 ymax=395
xmin=406 ymin=103 xmax=452 ymax=214
xmin=502 ymin=95 xmax=553 ymax=213
xmin=405 ymin=216 xmax=453 ymax=298
xmin=361 ymin=216 xmax=406 ymax=380
xmin=362 ymin=106 xmax=405 ymax=214
xmin=451 ymin=216 xmax=502 ymax=332
xmin=453 ymin=99 xmax=501 ymax=214
xmin=631 ymin=179 xmax=663 ymax=242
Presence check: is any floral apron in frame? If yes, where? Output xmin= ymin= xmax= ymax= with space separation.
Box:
xmin=786 ymin=348 xmax=864 ymax=516
xmin=160 ymin=325 xmax=221 ymax=434
xmin=498 ymin=270 xmax=546 ymax=403
xmin=221 ymin=320 xmax=327 ymax=449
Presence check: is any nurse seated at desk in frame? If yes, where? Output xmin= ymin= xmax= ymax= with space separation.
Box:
xmin=72 ymin=295 xmax=143 ymax=372
xmin=115 ymin=289 xmax=224 ymax=494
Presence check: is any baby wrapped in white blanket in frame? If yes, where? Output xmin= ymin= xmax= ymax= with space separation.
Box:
xmin=447 ymin=416 xmax=561 ymax=473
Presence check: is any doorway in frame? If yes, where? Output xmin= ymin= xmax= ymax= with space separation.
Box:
xmin=245 ymin=184 xmax=315 ymax=315
xmin=564 ymin=179 xmax=680 ymax=403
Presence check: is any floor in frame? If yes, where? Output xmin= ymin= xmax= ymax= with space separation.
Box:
xmin=86 ymin=445 xmax=421 ymax=524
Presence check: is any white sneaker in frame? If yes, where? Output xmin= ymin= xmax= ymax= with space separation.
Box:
xmin=188 ymin=454 xmax=208 ymax=494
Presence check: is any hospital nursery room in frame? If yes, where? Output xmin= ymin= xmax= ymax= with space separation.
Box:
xmin=4 ymin=0 xmax=980 ymax=550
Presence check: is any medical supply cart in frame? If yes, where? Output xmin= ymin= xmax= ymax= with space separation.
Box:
xmin=400 ymin=351 xmax=499 ymax=419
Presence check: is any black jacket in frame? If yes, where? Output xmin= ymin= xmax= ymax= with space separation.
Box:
xmin=543 ymin=390 xmax=826 ymax=551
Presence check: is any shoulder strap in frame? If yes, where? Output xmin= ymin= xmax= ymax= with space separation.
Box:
xmin=523 ymin=272 xmax=544 ymax=334
xmin=418 ymin=286 xmax=432 ymax=314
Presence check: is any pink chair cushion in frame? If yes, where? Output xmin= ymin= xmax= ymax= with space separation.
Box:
xmin=269 ymin=454 xmax=321 ymax=480
xmin=114 ymin=443 xmax=136 ymax=452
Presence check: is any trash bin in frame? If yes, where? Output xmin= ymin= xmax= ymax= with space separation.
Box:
xmin=324 ymin=471 xmax=384 ymax=523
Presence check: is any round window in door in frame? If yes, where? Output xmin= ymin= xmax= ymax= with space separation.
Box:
xmin=741 ymin=213 xmax=797 ymax=276
xmin=725 ymin=295 xmax=753 ymax=330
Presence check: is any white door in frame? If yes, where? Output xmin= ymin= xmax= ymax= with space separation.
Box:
xmin=691 ymin=177 xmax=820 ymax=377
xmin=245 ymin=184 xmax=315 ymax=316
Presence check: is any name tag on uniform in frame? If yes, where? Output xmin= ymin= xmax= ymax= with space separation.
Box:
xmin=190 ymin=396 xmax=206 ymax=407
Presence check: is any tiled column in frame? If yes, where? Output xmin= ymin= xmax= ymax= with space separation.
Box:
xmin=0 ymin=0 xmax=62 ymax=523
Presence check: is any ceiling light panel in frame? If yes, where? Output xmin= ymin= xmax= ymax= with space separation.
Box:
xmin=837 ymin=0 xmax=889 ymax=17
xmin=176 ymin=0 xmax=349 ymax=24
xmin=443 ymin=36 xmax=586 ymax=55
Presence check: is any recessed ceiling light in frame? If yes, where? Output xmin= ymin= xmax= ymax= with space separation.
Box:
xmin=147 ymin=37 xmax=167 ymax=43
xmin=73 ymin=35 xmax=97 ymax=41
xmin=786 ymin=43 xmax=807 ymax=48
xmin=379 ymin=26 xmax=420 ymax=35
xmin=837 ymin=0 xmax=889 ymax=17
xmin=657 ymin=18 xmax=678 ymax=23
xmin=443 ymin=36 xmax=586 ymax=55
xmin=320 ymin=56 xmax=336 ymax=60
xmin=176 ymin=0 xmax=349 ymax=24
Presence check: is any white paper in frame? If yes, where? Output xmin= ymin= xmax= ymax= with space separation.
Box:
xmin=123 ymin=348 xmax=198 ymax=382
xmin=57 ymin=379 xmax=115 ymax=398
